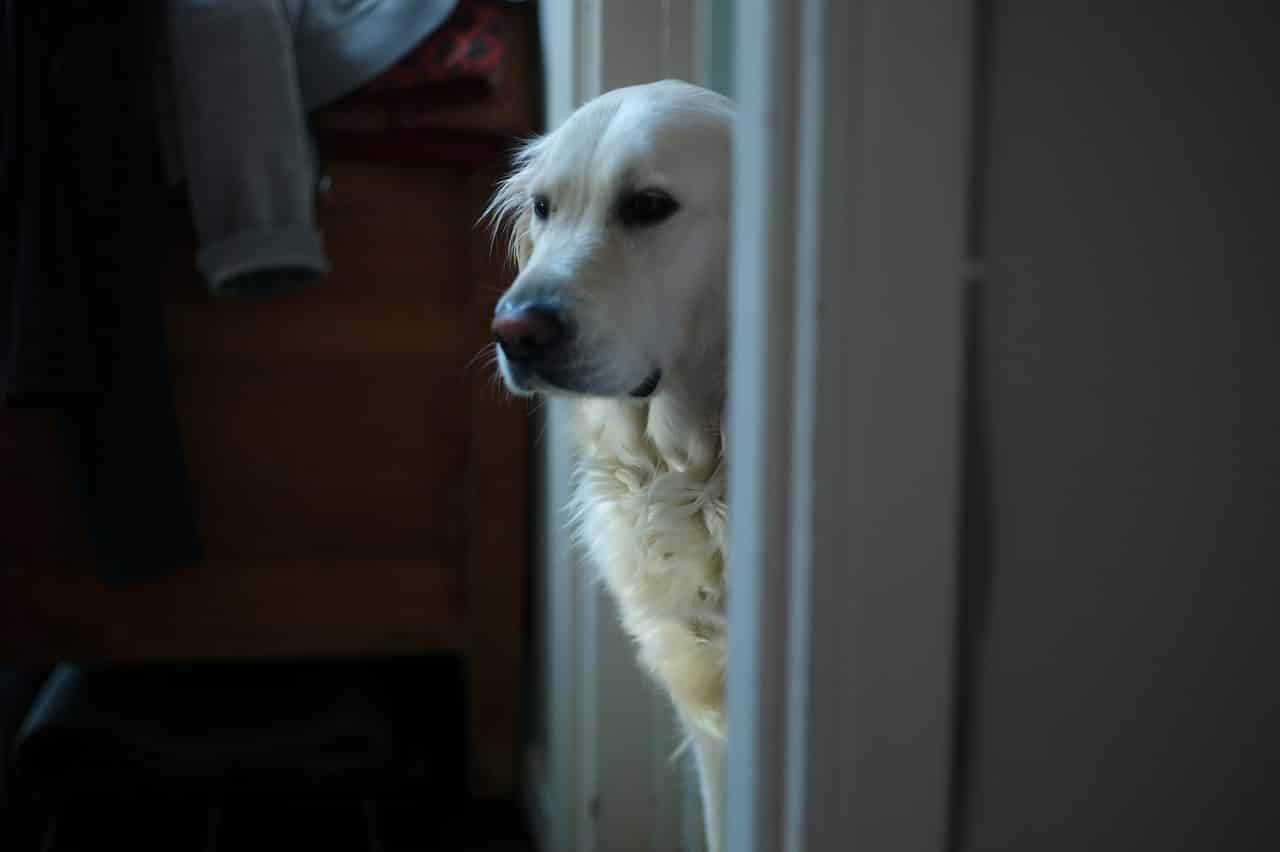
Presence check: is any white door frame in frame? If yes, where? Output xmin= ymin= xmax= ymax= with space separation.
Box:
xmin=726 ymin=1 xmax=972 ymax=850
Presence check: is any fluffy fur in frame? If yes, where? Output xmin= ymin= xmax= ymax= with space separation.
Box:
xmin=486 ymin=80 xmax=733 ymax=852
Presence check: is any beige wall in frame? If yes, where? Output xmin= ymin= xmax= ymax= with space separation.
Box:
xmin=963 ymin=3 xmax=1280 ymax=849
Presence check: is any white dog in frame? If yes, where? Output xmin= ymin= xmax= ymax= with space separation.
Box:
xmin=487 ymin=80 xmax=733 ymax=852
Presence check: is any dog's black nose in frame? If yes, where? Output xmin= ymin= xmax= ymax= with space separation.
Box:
xmin=492 ymin=303 xmax=566 ymax=364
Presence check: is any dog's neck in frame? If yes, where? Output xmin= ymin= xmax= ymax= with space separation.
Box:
xmin=647 ymin=388 xmax=722 ymax=473
xmin=570 ymin=347 xmax=725 ymax=481
xmin=645 ymin=333 xmax=726 ymax=473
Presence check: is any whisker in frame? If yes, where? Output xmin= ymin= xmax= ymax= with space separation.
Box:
xmin=464 ymin=342 xmax=500 ymax=377
xmin=486 ymin=366 xmax=514 ymax=404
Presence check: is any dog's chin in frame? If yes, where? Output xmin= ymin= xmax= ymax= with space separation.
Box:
xmin=498 ymin=356 xmax=661 ymax=401
xmin=495 ymin=358 xmax=540 ymax=397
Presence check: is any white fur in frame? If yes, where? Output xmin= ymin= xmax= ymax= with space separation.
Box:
xmin=487 ymin=80 xmax=733 ymax=852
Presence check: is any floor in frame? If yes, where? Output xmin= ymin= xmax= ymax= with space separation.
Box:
xmin=1 ymin=660 xmax=535 ymax=851
xmin=7 ymin=794 xmax=534 ymax=852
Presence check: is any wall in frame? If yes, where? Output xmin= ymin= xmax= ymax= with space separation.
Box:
xmin=961 ymin=3 xmax=1280 ymax=849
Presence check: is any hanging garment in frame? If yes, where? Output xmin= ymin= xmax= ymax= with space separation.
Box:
xmin=158 ymin=0 xmax=458 ymax=296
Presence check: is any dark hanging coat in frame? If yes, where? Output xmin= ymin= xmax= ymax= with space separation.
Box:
xmin=0 ymin=0 xmax=201 ymax=582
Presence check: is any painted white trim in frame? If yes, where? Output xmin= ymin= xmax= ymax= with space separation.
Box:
xmin=727 ymin=0 xmax=971 ymax=850
xmin=724 ymin=0 xmax=801 ymax=848
xmin=523 ymin=745 xmax=557 ymax=852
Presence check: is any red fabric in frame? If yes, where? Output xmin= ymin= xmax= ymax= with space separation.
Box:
xmin=336 ymin=0 xmax=505 ymax=108
xmin=312 ymin=0 xmax=536 ymax=168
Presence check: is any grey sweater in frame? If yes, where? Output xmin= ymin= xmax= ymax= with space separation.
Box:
xmin=158 ymin=0 xmax=457 ymax=295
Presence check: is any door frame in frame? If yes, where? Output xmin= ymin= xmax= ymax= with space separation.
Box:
xmin=725 ymin=1 xmax=973 ymax=850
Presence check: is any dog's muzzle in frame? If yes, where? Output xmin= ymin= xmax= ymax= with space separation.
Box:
xmin=492 ymin=300 xmax=661 ymax=399
xmin=491 ymin=299 xmax=587 ymax=393
xmin=491 ymin=302 xmax=568 ymax=367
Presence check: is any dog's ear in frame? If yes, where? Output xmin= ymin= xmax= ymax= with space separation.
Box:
xmin=485 ymin=136 xmax=544 ymax=272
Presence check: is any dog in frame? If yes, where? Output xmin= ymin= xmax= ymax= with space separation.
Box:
xmin=486 ymin=79 xmax=733 ymax=852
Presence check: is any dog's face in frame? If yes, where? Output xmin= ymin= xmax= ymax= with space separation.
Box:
xmin=488 ymin=80 xmax=733 ymax=401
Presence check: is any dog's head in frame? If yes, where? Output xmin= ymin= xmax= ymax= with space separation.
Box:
xmin=487 ymin=80 xmax=733 ymax=403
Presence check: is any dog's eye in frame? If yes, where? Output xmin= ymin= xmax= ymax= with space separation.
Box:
xmin=532 ymin=195 xmax=551 ymax=220
xmin=618 ymin=190 xmax=679 ymax=228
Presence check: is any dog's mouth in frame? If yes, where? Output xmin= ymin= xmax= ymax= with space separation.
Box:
xmin=629 ymin=369 xmax=662 ymax=398
xmin=500 ymin=355 xmax=661 ymax=401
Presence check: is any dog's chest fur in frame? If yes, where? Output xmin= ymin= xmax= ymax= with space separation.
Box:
xmin=569 ymin=396 xmax=728 ymax=739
